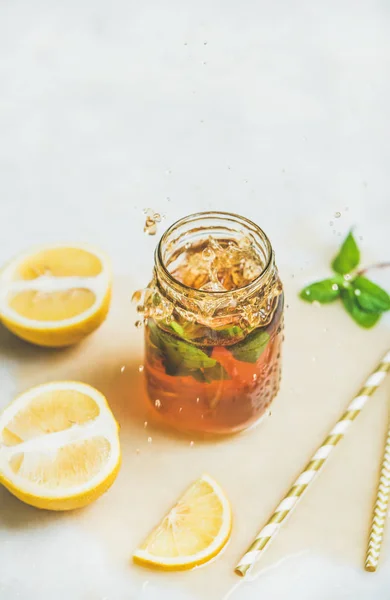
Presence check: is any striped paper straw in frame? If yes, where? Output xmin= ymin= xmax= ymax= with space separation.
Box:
xmin=235 ymin=350 xmax=390 ymax=577
xmin=365 ymin=415 xmax=390 ymax=572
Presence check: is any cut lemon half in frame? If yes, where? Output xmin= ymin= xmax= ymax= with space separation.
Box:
xmin=133 ymin=474 xmax=232 ymax=570
xmin=0 ymin=244 xmax=112 ymax=347
xmin=0 ymin=381 xmax=121 ymax=511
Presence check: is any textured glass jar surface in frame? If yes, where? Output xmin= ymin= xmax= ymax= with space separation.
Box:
xmin=141 ymin=212 xmax=284 ymax=434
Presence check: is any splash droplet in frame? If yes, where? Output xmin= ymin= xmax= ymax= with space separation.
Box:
xmin=329 ymin=221 xmax=334 ymax=226
xmin=155 ymin=399 xmax=162 ymax=409
xmin=334 ymin=211 xmax=341 ymax=218
xmin=132 ymin=290 xmax=142 ymax=304
xmin=147 ymin=437 xmax=152 ymax=444
xmin=144 ymin=421 xmax=148 ymax=428
xmin=179 ymin=407 xmax=183 ymax=413
xmin=120 ymin=366 xmax=126 ymax=373
xmin=135 ymin=320 xmax=143 ymax=328
xmin=136 ymin=449 xmax=140 ymax=454
xmin=196 ymin=397 xmax=200 ymax=404
xmin=190 ymin=441 xmax=194 ymax=447
xmin=252 ymin=374 xmax=257 ymax=381
xmin=332 ymin=284 xmax=339 ymax=291
xmin=138 ymin=365 xmax=144 ymax=372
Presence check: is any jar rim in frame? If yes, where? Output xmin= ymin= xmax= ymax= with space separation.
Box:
xmin=156 ymin=211 xmax=274 ymax=296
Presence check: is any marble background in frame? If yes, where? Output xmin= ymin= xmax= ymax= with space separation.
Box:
xmin=0 ymin=1 xmax=389 ymax=598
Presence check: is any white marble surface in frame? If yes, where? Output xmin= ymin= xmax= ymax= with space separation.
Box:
xmin=0 ymin=1 xmax=390 ymax=599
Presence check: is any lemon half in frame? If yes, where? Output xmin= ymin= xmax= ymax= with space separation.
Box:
xmin=0 ymin=381 xmax=121 ymax=511
xmin=0 ymin=245 xmax=112 ymax=347
xmin=133 ymin=474 xmax=232 ymax=570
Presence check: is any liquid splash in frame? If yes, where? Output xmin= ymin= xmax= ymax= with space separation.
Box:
xmin=143 ymin=208 xmax=164 ymax=236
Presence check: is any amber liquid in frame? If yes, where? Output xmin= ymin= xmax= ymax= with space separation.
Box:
xmin=144 ymin=295 xmax=284 ymax=434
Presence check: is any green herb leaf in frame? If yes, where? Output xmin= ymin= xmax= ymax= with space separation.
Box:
xmin=331 ymin=230 xmax=360 ymax=275
xmin=169 ymin=321 xmax=185 ymax=337
xmin=300 ymin=278 xmax=342 ymax=303
xmin=352 ymin=276 xmax=390 ymax=313
xmin=229 ymin=329 xmax=270 ymax=363
xmin=340 ymin=288 xmax=381 ymax=328
xmin=202 ymin=362 xmax=230 ymax=383
xmin=148 ymin=320 xmax=231 ymax=382
xmin=162 ymin=337 xmax=216 ymax=374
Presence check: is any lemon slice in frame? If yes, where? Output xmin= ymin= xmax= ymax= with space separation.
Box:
xmin=0 ymin=244 xmax=112 ymax=347
xmin=0 ymin=382 xmax=121 ymax=511
xmin=133 ymin=474 xmax=232 ymax=570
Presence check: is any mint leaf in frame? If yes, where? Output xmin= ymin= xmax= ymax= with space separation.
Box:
xmin=229 ymin=329 xmax=270 ymax=363
xmin=162 ymin=337 xmax=216 ymax=373
xmin=352 ymin=276 xmax=390 ymax=313
xmin=148 ymin=321 xmax=231 ymax=381
xmin=340 ymin=288 xmax=381 ymax=328
xmin=219 ymin=325 xmax=243 ymax=337
xmin=331 ymin=230 xmax=360 ymax=275
xmin=169 ymin=321 xmax=185 ymax=337
xmin=202 ymin=363 xmax=230 ymax=383
xmin=300 ymin=278 xmax=342 ymax=303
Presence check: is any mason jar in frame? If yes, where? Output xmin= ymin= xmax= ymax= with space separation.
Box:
xmin=141 ymin=211 xmax=284 ymax=434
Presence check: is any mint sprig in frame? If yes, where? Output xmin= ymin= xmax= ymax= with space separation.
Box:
xmin=300 ymin=230 xmax=390 ymax=328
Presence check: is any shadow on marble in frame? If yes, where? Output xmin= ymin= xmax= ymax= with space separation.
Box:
xmin=0 ymin=485 xmax=71 ymax=530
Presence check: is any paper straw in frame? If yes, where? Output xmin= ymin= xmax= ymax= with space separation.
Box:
xmin=365 ymin=415 xmax=390 ymax=572
xmin=235 ymin=350 xmax=390 ymax=577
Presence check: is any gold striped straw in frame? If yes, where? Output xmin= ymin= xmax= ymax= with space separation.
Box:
xmin=235 ymin=350 xmax=390 ymax=577
xmin=365 ymin=413 xmax=390 ymax=572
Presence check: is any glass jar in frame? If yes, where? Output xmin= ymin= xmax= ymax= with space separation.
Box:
xmin=141 ymin=211 xmax=284 ymax=434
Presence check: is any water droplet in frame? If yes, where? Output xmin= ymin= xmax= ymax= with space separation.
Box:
xmin=132 ymin=290 xmax=142 ymax=303
xmin=359 ymin=236 xmax=364 ymax=241
xmin=196 ymin=397 xmax=200 ymax=403
xmin=120 ymin=366 xmax=126 ymax=373
xmin=354 ymin=288 xmax=361 ymax=296
xmin=138 ymin=365 xmax=144 ymax=372
xmin=155 ymin=399 xmax=162 ymax=409
xmin=344 ymin=273 xmax=352 ymax=281
xmin=334 ymin=211 xmax=341 ymax=218
xmin=147 ymin=437 xmax=152 ymax=444
xmin=135 ymin=320 xmax=143 ymax=328
xmin=312 ymin=301 xmax=321 ymax=308
xmin=203 ymin=41 xmax=208 ymax=45
xmin=331 ymin=283 xmax=339 ymax=291
xmin=252 ymin=374 xmax=257 ymax=381
xmin=179 ymin=407 xmax=183 ymax=413
xmin=144 ymin=421 xmax=148 ymax=428
xmin=329 ymin=221 xmax=334 ymax=226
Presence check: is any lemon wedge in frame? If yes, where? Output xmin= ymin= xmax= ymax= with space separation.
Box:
xmin=0 ymin=245 xmax=112 ymax=347
xmin=133 ymin=474 xmax=232 ymax=570
xmin=0 ymin=382 xmax=121 ymax=511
